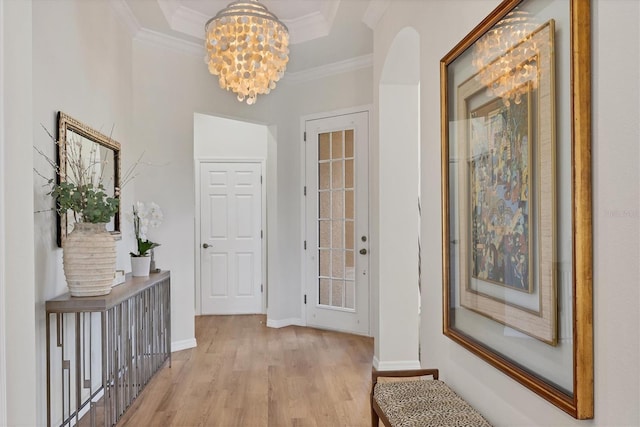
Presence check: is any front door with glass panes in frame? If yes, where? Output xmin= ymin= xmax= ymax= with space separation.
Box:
xmin=304 ymin=111 xmax=369 ymax=335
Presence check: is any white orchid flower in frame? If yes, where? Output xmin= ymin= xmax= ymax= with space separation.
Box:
xmin=133 ymin=201 xmax=163 ymax=251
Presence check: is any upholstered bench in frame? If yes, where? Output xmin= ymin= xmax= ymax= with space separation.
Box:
xmin=371 ymin=369 xmax=492 ymax=427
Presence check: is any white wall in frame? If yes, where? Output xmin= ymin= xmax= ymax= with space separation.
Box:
xmin=31 ymin=0 xmax=134 ymax=423
xmin=0 ymin=1 xmax=7 ymax=422
xmin=194 ymin=114 xmax=268 ymax=159
xmin=374 ymin=27 xmax=421 ymax=369
xmin=590 ymin=0 xmax=640 ymax=423
xmin=374 ymin=0 xmax=640 ymax=425
xmin=2 ymin=1 xmax=36 ymax=425
xmin=32 ymin=0 xmax=135 ymax=290
xmin=376 ymin=85 xmax=420 ymax=368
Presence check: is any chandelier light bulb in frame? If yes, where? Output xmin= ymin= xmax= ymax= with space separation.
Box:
xmin=472 ymin=9 xmax=540 ymax=105
xmin=205 ymin=0 xmax=289 ymax=105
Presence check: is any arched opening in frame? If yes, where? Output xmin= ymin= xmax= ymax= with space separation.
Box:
xmin=374 ymin=27 xmax=421 ymax=369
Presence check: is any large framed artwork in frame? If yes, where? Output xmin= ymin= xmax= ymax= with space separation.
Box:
xmin=440 ymin=0 xmax=592 ymax=419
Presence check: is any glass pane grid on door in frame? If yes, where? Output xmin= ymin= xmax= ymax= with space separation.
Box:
xmin=318 ymin=130 xmax=356 ymax=311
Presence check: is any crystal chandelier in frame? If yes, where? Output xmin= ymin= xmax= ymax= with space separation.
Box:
xmin=472 ymin=10 xmax=539 ymax=106
xmin=205 ymin=0 xmax=289 ymax=105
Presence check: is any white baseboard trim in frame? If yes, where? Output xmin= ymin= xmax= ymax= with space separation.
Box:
xmin=266 ymin=317 xmax=305 ymax=328
xmin=171 ymin=338 xmax=197 ymax=352
xmin=372 ymin=356 xmax=422 ymax=371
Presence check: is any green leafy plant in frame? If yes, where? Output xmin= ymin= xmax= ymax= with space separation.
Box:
xmin=36 ymin=125 xmax=120 ymax=224
xmin=49 ymin=182 xmax=119 ymax=223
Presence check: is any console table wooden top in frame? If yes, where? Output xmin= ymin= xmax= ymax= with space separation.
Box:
xmin=46 ymin=270 xmax=171 ymax=313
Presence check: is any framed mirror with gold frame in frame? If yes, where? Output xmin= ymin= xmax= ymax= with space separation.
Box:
xmin=56 ymin=112 xmax=122 ymax=247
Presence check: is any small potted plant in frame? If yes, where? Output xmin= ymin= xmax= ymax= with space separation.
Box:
xmin=130 ymin=201 xmax=163 ymax=276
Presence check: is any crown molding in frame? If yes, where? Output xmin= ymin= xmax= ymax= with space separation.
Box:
xmin=283 ymin=0 xmax=340 ymax=44
xmin=362 ymin=0 xmax=390 ymax=30
xmin=172 ymin=5 xmax=209 ymax=39
xmin=157 ymin=0 xmax=180 ymax=22
xmin=112 ymin=0 xmax=370 ymax=47
xmin=110 ymin=0 xmax=202 ymax=55
xmin=285 ymin=54 xmax=372 ymax=84
xmin=155 ymin=0 xmax=341 ymax=45
xmin=132 ymin=26 xmax=371 ymax=82
xmin=158 ymin=0 xmax=209 ymax=40
xmin=108 ymin=0 xmax=142 ymax=36
xmin=283 ymin=11 xmax=330 ymax=44
xmin=135 ymin=28 xmax=204 ymax=57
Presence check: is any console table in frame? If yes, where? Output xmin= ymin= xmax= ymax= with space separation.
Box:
xmin=46 ymin=271 xmax=171 ymax=427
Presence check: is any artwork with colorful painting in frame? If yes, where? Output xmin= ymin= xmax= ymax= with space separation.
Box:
xmin=469 ymin=89 xmax=532 ymax=293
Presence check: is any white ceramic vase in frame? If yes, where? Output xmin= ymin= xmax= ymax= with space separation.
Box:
xmin=63 ymin=222 xmax=116 ymax=297
xmin=131 ymin=255 xmax=151 ymax=277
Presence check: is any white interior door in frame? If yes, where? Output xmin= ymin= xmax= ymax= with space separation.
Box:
xmin=200 ymin=162 xmax=263 ymax=314
xmin=305 ymin=111 xmax=369 ymax=335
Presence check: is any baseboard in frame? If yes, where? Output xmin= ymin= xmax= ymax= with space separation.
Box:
xmin=266 ymin=317 xmax=305 ymax=328
xmin=372 ymin=356 xmax=422 ymax=371
xmin=171 ymin=338 xmax=197 ymax=352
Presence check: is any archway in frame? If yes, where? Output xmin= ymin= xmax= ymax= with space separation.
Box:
xmin=374 ymin=27 xmax=421 ymax=369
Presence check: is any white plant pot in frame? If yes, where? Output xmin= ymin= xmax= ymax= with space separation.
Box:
xmin=131 ymin=256 xmax=151 ymax=277
xmin=63 ymin=222 xmax=116 ymax=297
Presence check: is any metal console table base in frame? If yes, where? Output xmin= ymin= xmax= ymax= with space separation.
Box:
xmin=46 ymin=271 xmax=171 ymax=427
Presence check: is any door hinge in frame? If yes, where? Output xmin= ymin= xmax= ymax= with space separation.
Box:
xmin=261 ymin=230 xmax=263 ymax=239
xmin=304 ymin=186 xmax=307 ymax=196
xmin=304 ymin=240 xmax=307 ymax=250
xmin=260 ymin=175 xmax=263 ymax=184
xmin=261 ymin=284 xmax=264 ymax=293
xmin=304 ymin=294 xmax=307 ymax=304
xmin=304 ymin=131 xmax=307 ymax=142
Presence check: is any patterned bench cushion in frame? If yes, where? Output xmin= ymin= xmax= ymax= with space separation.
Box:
xmin=373 ymin=379 xmax=492 ymax=427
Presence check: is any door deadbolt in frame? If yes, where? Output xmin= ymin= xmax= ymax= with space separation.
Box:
xmin=361 ymin=236 xmax=367 ymax=242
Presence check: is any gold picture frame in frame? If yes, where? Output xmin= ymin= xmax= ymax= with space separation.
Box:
xmin=440 ymin=0 xmax=592 ymax=419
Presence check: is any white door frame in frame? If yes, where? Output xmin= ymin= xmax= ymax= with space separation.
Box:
xmin=195 ymin=158 xmax=267 ymax=315
xmin=300 ymin=105 xmax=372 ymax=334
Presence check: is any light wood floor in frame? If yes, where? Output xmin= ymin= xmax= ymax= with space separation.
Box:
xmin=117 ymin=315 xmax=375 ymax=427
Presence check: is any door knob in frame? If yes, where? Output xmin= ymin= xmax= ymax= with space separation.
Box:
xmin=202 ymin=243 xmax=210 ymax=249
xmin=359 ymin=248 xmax=367 ymax=255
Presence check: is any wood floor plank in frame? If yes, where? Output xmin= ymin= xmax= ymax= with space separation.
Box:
xmin=115 ymin=315 xmax=374 ymax=426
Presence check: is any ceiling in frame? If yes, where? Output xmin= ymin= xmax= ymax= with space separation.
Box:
xmin=121 ymin=0 xmax=386 ymax=75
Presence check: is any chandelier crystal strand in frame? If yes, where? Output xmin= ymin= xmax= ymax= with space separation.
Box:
xmin=472 ymin=10 xmax=539 ymax=106
xmin=205 ymin=1 xmax=289 ymax=105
